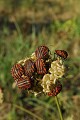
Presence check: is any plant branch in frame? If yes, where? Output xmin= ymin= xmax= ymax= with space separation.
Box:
xmin=55 ymin=96 xmax=63 ymax=120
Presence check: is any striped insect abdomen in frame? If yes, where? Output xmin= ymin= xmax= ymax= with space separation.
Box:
xmin=55 ymin=50 xmax=68 ymax=59
xmin=35 ymin=59 xmax=47 ymax=75
xmin=24 ymin=59 xmax=35 ymax=77
xmin=48 ymin=81 xmax=62 ymax=96
xmin=35 ymin=46 xmax=50 ymax=60
xmin=16 ymin=76 xmax=31 ymax=90
xmin=11 ymin=63 xmax=24 ymax=80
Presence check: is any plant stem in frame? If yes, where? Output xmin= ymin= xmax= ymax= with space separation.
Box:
xmin=55 ymin=96 xmax=63 ymax=120
xmin=14 ymin=104 xmax=43 ymax=120
xmin=7 ymin=102 xmax=43 ymax=120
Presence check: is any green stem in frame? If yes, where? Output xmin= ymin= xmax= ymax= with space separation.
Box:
xmin=14 ymin=104 xmax=43 ymax=120
xmin=55 ymin=96 xmax=63 ymax=120
xmin=7 ymin=102 xmax=43 ymax=120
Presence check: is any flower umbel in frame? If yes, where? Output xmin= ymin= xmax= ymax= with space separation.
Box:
xmin=11 ymin=46 xmax=67 ymax=96
xmin=11 ymin=46 xmax=67 ymax=120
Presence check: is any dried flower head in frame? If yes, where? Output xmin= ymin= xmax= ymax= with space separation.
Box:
xmin=11 ymin=46 xmax=67 ymax=97
xmin=41 ymin=74 xmax=51 ymax=93
xmin=30 ymin=52 xmax=37 ymax=61
xmin=18 ymin=57 xmax=30 ymax=66
xmin=41 ymin=58 xmax=64 ymax=94
xmin=49 ymin=59 xmax=65 ymax=83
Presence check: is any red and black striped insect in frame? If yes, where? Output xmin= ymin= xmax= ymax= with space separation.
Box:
xmin=35 ymin=58 xmax=47 ymax=75
xmin=11 ymin=63 xmax=24 ymax=80
xmin=16 ymin=76 xmax=31 ymax=90
xmin=35 ymin=46 xmax=50 ymax=60
xmin=55 ymin=50 xmax=68 ymax=59
xmin=24 ymin=59 xmax=36 ymax=77
xmin=48 ymin=81 xmax=62 ymax=96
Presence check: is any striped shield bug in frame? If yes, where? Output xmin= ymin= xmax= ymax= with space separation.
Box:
xmin=55 ymin=50 xmax=68 ymax=59
xmin=35 ymin=46 xmax=50 ymax=60
xmin=24 ymin=59 xmax=36 ymax=77
xmin=16 ymin=75 xmax=31 ymax=90
xmin=35 ymin=58 xmax=47 ymax=75
xmin=11 ymin=63 xmax=24 ymax=80
xmin=48 ymin=81 xmax=62 ymax=96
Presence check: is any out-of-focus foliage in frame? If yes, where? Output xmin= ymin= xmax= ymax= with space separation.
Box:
xmin=0 ymin=0 xmax=80 ymax=120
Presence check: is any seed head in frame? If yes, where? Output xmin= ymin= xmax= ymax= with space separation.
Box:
xmin=41 ymin=74 xmax=51 ymax=93
xmin=49 ymin=59 xmax=65 ymax=83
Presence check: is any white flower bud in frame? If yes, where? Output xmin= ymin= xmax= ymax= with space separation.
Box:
xmin=49 ymin=59 xmax=65 ymax=81
xmin=30 ymin=52 xmax=37 ymax=61
xmin=41 ymin=59 xmax=65 ymax=93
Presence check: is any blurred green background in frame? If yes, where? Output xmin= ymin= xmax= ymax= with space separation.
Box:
xmin=0 ymin=0 xmax=80 ymax=120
